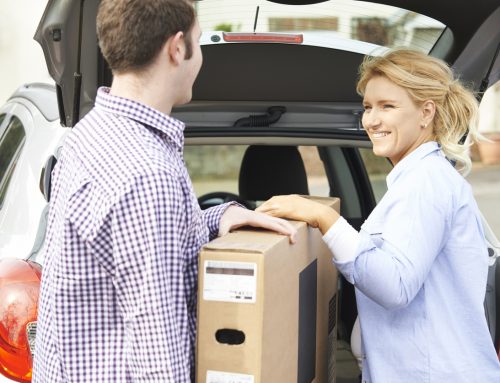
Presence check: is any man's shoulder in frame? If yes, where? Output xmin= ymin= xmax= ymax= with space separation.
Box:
xmin=65 ymin=108 xmax=183 ymax=196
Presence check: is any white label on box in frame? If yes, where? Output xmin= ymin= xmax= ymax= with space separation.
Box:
xmin=206 ymin=370 xmax=255 ymax=383
xmin=203 ymin=260 xmax=257 ymax=303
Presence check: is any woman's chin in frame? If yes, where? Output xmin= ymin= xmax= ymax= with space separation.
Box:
xmin=372 ymin=146 xmax=389 ymax=158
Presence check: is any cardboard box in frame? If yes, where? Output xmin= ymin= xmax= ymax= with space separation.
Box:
xmin=196 ymin=197 xmax=340 ymax=383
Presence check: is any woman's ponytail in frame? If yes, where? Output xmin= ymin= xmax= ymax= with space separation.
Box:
xmin=435 ymin=80 xmax=480 ymax=175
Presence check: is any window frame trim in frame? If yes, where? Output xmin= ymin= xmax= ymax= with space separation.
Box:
xmin=0 ymin=115 xmax=27 ymax=209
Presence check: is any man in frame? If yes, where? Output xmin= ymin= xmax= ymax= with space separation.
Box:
xmin=33 ymin=1 xmax=296 ymax=381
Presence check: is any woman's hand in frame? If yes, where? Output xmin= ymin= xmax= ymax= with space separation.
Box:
xmin=256 ymin=195 xmax=339 ymax=234
xmin=219 ymin=205 xmax=297 ymax=243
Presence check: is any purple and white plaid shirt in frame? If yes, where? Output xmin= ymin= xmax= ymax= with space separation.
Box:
xmin=33 ymin=87 xmax=230 ymax=382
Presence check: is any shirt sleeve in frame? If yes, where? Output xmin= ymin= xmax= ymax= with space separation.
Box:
xmin=329 ymin=174 xmax=451 ymax=310
xmin=322 ymin=216 xmax=360 ymax=262
xmin=110 ymin=172 xmax=191 ymax=382
xmin=202 ymin=202 xmax=243 ymax=240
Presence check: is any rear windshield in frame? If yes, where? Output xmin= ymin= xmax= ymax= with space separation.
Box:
xmin=196 ymin=0 xmax=445 ymax=53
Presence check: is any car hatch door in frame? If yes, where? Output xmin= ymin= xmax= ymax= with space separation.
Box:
xmin=34 ymin=0 xmax=100 ymax=127
xmin=450 ymin=5 xmax=500 ymax=100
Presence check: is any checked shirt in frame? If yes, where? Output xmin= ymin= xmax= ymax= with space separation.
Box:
xmin=33 ymin=87 xmax=230 ymax=382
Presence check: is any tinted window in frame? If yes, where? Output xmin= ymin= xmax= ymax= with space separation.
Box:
xmin=184 ymin=144 xmax=330 ymax=201
xmin=0 ymin=114 xmax=5 ymax=127
xmin=198 ymin=0 xmax=445 ymax=53
xmin=0 ymin=116 xmax=26 ymax=208
xmin=298 ymin=146 xmax=329 ymax=197
xmin=185 ymin=145 xmax=248 ymax=196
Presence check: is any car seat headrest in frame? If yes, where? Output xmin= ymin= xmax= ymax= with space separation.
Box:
xmin=238 ymin=145 xmax=309 ymax=201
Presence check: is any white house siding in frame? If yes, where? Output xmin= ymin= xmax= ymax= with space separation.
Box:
xmin=0 ymin=0 xmax=51 ymax=104
xmin=197 ymin=0 xmax=395 ymax=37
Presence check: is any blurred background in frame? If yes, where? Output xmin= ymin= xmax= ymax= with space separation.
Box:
xmin=0 ymin=1 xmax=51 ymax=105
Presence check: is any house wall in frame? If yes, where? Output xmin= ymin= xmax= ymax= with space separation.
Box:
xmin=0 ymin=0 xmax=51 ymax=104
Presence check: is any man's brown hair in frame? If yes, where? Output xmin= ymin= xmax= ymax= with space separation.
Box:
xmin=97 ymin=0 xmax=195 ymax=73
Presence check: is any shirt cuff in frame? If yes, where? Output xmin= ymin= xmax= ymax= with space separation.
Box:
xmin=322 ymin=216 xmax=360 ymax=263
xmin=202 ymin=202 xmax=243 ymax=241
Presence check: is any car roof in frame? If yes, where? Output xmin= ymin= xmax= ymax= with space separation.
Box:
xmin=35 ymin=0 xmax=499 ymax=128
xmin=8 ymin=83 xmax=59 ymax=122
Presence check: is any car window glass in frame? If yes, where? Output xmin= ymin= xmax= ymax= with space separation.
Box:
xmin=184 ymin=145 xmax=330 ymax=200
xmin=185 ymin=145 xmax=248 ymax=197
xmin=197 ymin=0 xmax=445 ymax=53
xmin=0 ymin=116 xmax=26 ymax=208
xmin=298 ymin=146 xmax=329 ymax=197
xmin=358 ymin=148 xmax=393 ymax=203
xmin=0 ymin=114 xmax=6 ymax=138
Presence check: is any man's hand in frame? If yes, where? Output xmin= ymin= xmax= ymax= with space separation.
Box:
xmin=219 ymin=205 xmax=297 ymax=243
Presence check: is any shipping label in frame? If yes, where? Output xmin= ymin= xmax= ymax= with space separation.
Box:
xmin=203 ymin=260 xmax=257 ymax=303
xmin=206 ymin=370 xmax=255 ymax=383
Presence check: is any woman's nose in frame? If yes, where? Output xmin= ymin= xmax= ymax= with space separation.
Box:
xmin=362 ymin=109 xmax=380 ymax=130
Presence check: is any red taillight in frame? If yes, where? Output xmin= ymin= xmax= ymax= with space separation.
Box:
xmin=0 ymin=259 xmax=41 ymax=383
xmin=222 ymin=32 xmax=304 ymax=44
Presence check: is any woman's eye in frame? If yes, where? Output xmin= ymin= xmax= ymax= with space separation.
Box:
xmin=363 ymin=106 xmax=371 ymax=112
xmin=383 ymin=104 xmax=394 ymax=109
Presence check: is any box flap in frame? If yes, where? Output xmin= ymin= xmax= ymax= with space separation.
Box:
xmin=202 ymin=197 xmax=339 ymax=253
xmin=203 ymin=222 xmax=304 ymax=253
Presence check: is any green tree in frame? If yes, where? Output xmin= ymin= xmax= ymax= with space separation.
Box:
xmin=214 ymin=23 xmax=233 ymax=32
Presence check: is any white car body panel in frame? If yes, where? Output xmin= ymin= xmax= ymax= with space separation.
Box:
xmin=0 ymin=95 xmax=68 ymax=261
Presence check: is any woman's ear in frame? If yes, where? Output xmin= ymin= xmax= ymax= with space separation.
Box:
xmin=421 ymin=100 xmax=436 ymax=127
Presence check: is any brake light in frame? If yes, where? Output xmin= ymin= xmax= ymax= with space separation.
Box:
xmin=0 ymin=259 xmax=41 ymax=383
xmin=222 ymin=32 xmax=303 ymax=44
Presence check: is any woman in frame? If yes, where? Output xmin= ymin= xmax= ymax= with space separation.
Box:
xmin=257 ymin=49 xmax=500 ymax=382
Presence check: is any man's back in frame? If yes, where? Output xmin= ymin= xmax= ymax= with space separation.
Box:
xmin=33 ymin=89 xmax=209 ymax=382
xmin=32 ymin=2 xmax=296 ymax=380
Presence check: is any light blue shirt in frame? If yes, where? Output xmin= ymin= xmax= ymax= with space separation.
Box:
xmin=331 ymin=142 xmax=500 ymax=382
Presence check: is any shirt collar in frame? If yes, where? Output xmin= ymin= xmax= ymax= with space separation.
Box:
xmin=386 ymin=141 xmax=441 ymax=188
xmin=94 ymin=87 xmax=185 ymax=151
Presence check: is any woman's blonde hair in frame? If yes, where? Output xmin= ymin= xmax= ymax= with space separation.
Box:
xmin=356 ymin=48 xmax=480 ymax=175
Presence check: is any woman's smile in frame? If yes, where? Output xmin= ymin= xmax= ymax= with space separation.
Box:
xmin=371 ymin=131 xmax=391 ymax=139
